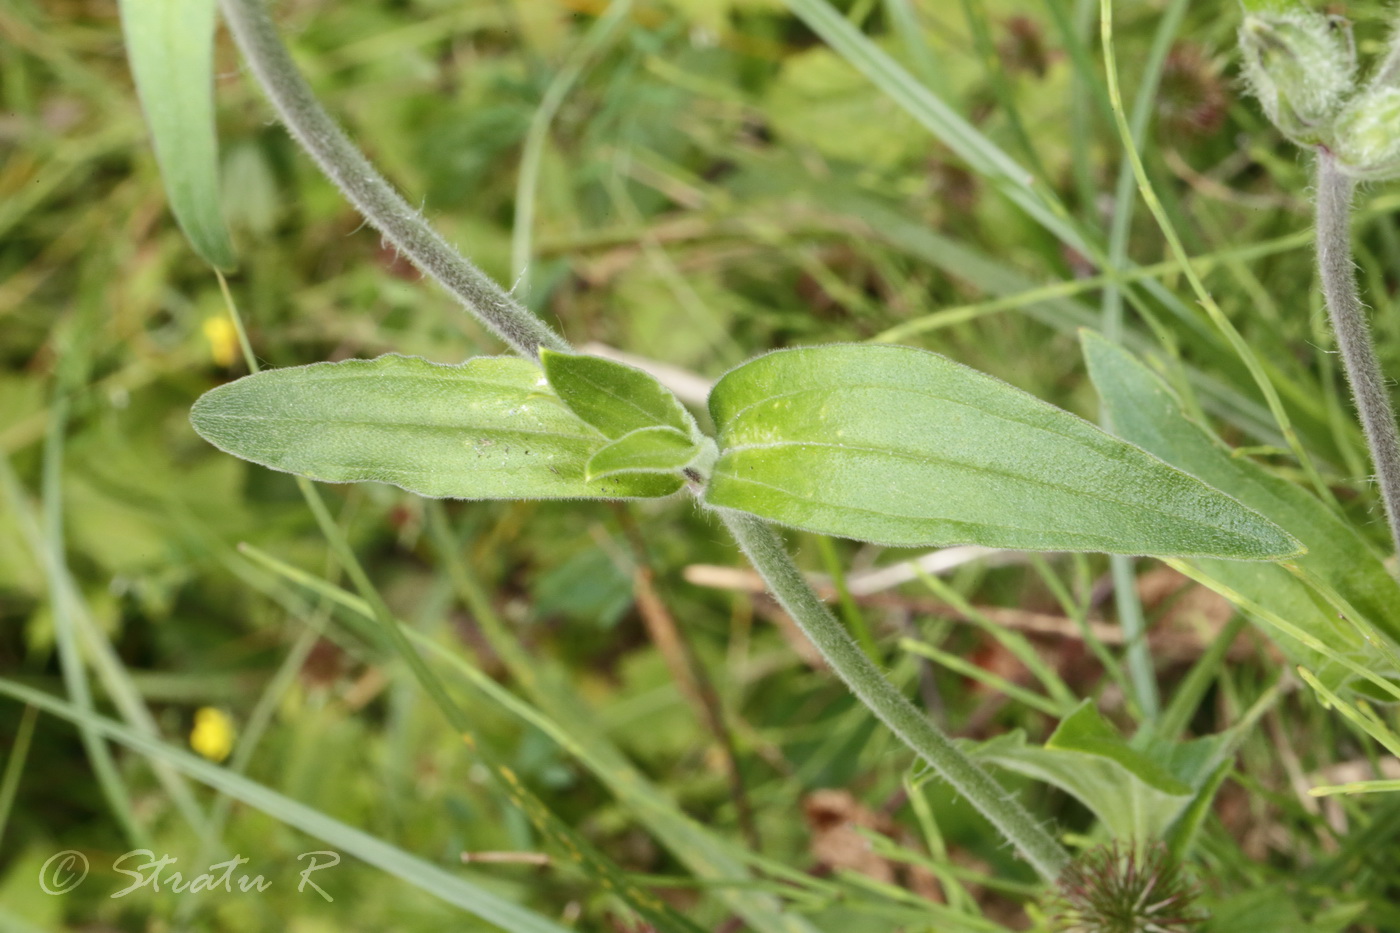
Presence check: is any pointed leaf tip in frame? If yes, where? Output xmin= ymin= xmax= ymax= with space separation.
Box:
xmin=119 ymin=0 xmax=236 ymax=269
xmin=705 ymin=344 xmax=1301 ymax=559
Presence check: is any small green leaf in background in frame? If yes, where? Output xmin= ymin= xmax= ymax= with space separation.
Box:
xmin=118 ymin=0 xmax=236 ymax=269
xmin=586 ymin=426 xmax=703 ymax=481
xmin=533 ymin=549 xmax=634 ymax=630
xmin=541 ymin=350 xmax=699 ymax=440
xmin=1081 ymin=330 xmax=1400 ymax=690
xmin=190 ymin=355 xmax=682 ymax=500
xmin=1047 ymin=703 xmax=1190 ymax=796
xmin=704 ymin=345 xmax=1300 ymax=559
xmin=1204 ymin=885 xmax=1366 ymax=933
xmin=976 ymin=701 xmax=1207 ymax=843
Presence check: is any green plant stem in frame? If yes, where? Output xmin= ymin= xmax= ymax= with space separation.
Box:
xmin=216 ymin=0 xmax=567 ymax=358
xmin=1314 ymin=151 xmax=1400 ymax=559
xmin=219 ymin=0 xmax=1069 ymax=883
xmin=1098 ymin=0 xmax=1189 ymax=727
xmin=720 ymin=511 xmax=1070 ymax=881
xmin=0 ymin=704 xmax=38 ymax=850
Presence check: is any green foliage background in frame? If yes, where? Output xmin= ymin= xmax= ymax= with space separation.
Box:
xmin=5 ymin=0 xmax=1400 ymax=929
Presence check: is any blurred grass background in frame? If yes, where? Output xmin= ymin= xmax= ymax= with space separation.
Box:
xmin=5 ymin=0 xmax=1400 ymax=929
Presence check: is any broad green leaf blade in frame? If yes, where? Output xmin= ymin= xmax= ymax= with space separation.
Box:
xmin=1081 ymin=330 xmax=1400 ymax=688
xmin=705 ymin=345 xmax=1300 ymax=558
xmin=975 ymin=733 xmax=1191 ymax=844
xmin=975 ymin=701 xmax=1211 ymax=843
xmin=0 ymin=678 xmax=575 ymax=933
xmin=1046 ymin=703 xmax=1191 ymax=797
xmin=118 ymin=0 xmax=236 ymax=269
xmin=191 ymin=355 xmax=681 ymax=500
xmin=541 ymin=350 xmax=698 ymax=439
xmin=586 ymin=426 xmax=701 ymax=480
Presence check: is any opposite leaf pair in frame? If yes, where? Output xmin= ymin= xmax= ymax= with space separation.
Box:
xmin=539 ymin=350 xmax=715 ymax=485
xmin=190 ymin=343 xmax=1301 ymax=561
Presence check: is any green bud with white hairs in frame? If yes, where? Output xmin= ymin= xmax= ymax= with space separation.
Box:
xmin=1238 ymin=8 xmax=1356 ymax=146
xmin=1333 ymin=85 xmax=1400 ymax=180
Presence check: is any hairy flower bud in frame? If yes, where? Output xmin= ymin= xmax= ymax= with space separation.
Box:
xmin=1333 ymin=85 xmax=1400 ymax=180
xmin=1238 ymin=9 xmax=1356 ymax=145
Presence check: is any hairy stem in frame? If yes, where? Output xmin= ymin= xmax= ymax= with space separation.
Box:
xmin=217 ymin=0 xmax=569 ymax=358
xmin=721 ymin=511 xmax=1070 ymax=881
xmin=1315 ymin=152 xmax=1400 ymax=558
xmin=219 ymin=0 xmax=1068 ymax=882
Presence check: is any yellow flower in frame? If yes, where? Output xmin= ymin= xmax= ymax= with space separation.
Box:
xmin=202 ymin=316 xmax=239 ymax=368
xmin=190 ymin=707 xmax=235 ymax=762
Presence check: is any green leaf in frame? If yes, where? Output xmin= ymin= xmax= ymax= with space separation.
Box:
xmin=254 ymin=527 xmax=824 ymax=933
xmin=191 ymin=355 xmax=681 ymax=500
xmin=118 ymin=0 xmax=236 ymax=270
xmin=1164 ymin=759 xmax=1232 ymax=861
xmin=541 ymin=350 xmax=698 ymax=439
xmin=586 ymin=426 xmax=703 ymax=480
xmin=975 ymin=702 xmax=1208 ymax=843
xmin=975 ymin=734 xmax=1190 ymax=843
xmin=704 ymin=345 xmax=1300 ymax=559
xmin=1047 ymin=703 xmax=1191 ymax=796
xmin=1081 ymin=330 xmax=1400 ymax=688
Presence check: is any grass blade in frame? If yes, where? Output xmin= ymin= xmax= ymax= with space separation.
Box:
xmin=0 ymin=679 xmax=575 ymax=933
xmin=783 ymin=0 xmax=1088 ymax=255
xmin=0 ymin=704 xmax=38 ymax=850
xmin=241 ymin=533 xmax=822 ymax=933
xmin=117 ymin=0 xmax=236 ymax=269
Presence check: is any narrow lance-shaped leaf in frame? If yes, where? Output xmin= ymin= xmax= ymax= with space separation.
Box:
xmin=704 ymin=345 xmax=1300 ymax=559
xmin=191 ymin=355 xmax=681 ymax=500
xmin=586 ymin=426 xmax=703 ymax=481
xmin=1081 ymin=329 xmax=1400 ymax=689
xmin=541 ymin=350 xmax=699 ymax=439
xmin=118 ymin=0 xmax=236 ymax=269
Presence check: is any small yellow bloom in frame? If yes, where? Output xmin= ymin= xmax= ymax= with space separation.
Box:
xmin=190 ymin=707 xmax=235 ymax=762
xmin=202 ymin=316 xmax=239 ymax=368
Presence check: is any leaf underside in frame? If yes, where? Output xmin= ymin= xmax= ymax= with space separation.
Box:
xmin=191 ymin=355 xmax=681 ymax=500
xmin=704 ymin=345 xmax=1299 ymax=559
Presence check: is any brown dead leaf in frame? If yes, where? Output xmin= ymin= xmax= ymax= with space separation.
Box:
xmin=803 ymin=789 xmax=895 ymax=884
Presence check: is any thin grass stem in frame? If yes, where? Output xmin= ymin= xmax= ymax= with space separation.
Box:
xmin=0 ymin=704 xmax=38 ymax=850
xmin=217 ymin=0 xmax=568 ymax=358
xmin=39 ymin=397 xmax=148 ymax=848
xmin=720 ymin=511 xmax=1070 ymax=881
xmin=511 ymin=0 xmax=633 ymax=297
xmin=1099 ymin=0 xmax=1336 ymax=507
